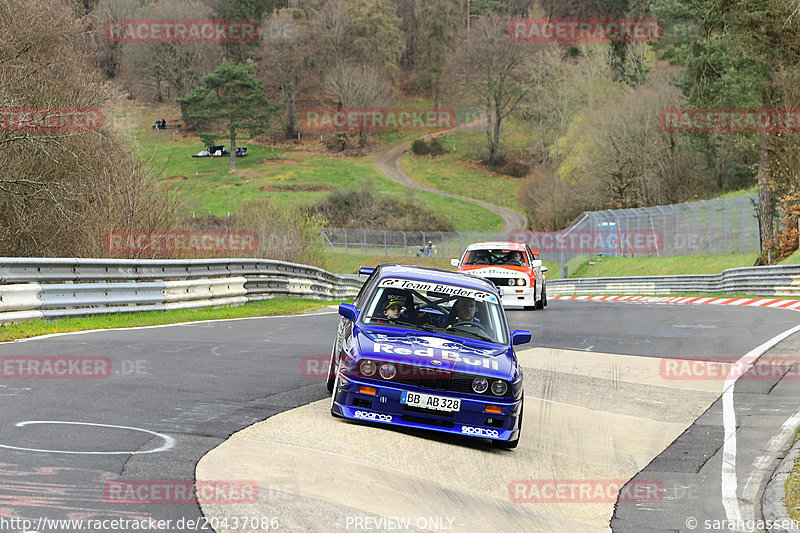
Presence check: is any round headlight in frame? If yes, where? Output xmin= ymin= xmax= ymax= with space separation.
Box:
xmin=507 ymin=278 xmax=515 ymax=286
xmin=516 ymin=278 xmax=525 ymax=286
xmin=379 ymin=363 xmax=396 ymax=380
xmin=491 ymin=380 xmax=508 ymax=396
xmin=359 ymin=360 xmax=376 ymax=376
xmin=472 ymin=377 xmax=489 ymax=394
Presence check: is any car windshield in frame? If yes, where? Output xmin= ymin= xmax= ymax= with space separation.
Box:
xmin=462 ymin=249 xmax=527 ymax=266
xmin=362 ymin=277 xmax=508 ymax=345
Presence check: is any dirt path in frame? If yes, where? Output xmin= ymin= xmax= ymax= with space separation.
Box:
xmin=374 ymin=120 xmax=528 ymax=233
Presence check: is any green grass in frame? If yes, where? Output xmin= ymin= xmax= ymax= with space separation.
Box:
xmin=400 ymin=150 xmax=524 ymax=212
xmin=715 ymin=186 xmax=758 ymax=199
xmin=113 ymin=102 xmax=503 ymax=231
xmin=570 ymin=254 xmax=759 ymax=278
xmin=0 ymin=298 xmax=333 ymax=342
xmin=782 ymin=249 xmax=800 ymax=264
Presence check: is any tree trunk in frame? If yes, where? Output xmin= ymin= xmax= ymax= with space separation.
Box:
xmin=229 ymin=127 xmax=237 ymax=172
xmin=756 ymin=130 xmax=773 ymax=260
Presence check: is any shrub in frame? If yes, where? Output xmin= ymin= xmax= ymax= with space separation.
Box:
xmin=411 ymin=139 xmax=430 ymax=155
xmin=427 ymin=137 xmax=447 ymax=156
xmin=309 ymin=187 xmax=455 ymax=232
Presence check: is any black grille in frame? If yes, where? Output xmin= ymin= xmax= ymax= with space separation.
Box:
xmin=395 ymin=367 xmax=452 ymax=391
xmin=486 ymin=277 xmax=513 ymax=287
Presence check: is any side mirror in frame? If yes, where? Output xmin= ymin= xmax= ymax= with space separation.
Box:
xmin=530 ymin=259 xmax=543 ymax=268
xmin=338 ymin=303 xmax=358 ymax=322
xmin=541 ymin=266 xmax=548 ymax=272
xmin=450 ymin=258 xmax=460 ymax=267
xmin=511 ymin=329 xmax=532 ymax=346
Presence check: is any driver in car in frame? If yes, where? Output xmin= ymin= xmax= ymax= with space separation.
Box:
xmin=448 ymin=296 xmax=479 ymax=325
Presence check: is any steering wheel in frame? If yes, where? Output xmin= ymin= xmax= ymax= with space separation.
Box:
xmin=451 ymin=321 xmax=492 ymax=336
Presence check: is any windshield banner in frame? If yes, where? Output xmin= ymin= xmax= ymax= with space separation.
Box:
xmin=378 ymin=278 xmax=497 ymax=303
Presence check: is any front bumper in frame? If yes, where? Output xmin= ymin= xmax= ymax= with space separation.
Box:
xmin=331 ymin=375 xmax=522 ymax=442
xmin=498 ymin=286 xmax=536 ymax=309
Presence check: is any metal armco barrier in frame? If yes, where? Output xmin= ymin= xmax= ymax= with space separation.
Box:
xmin=548 ymin=264 xmax=800 ymax=297
xmin=0 ymin=258 xmax=363 ymax=325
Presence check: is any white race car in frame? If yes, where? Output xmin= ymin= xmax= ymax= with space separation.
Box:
xmin=451 ymin=242 xmax=547 ymax=310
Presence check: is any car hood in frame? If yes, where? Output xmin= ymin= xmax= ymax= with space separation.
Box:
xmin=356 ymin=329 xmax=515 ymax=380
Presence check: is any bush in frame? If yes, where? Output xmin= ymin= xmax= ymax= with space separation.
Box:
xmin=427 ymin=137 xmax=447 ymax=156
xmin=235 ymin=198 xmax=328 ymax=268
xmin=411 ymin=139 xmax=430 ymax=155
xmin=411 ymin=138 xmax=447 ymax=157
xmin=309 ymin=187 xmax=455 ymax=232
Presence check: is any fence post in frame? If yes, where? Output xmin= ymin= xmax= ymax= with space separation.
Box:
xmin=440 ymin=232 xmax=444 ymax=258
xmin=720 ymin=199 xmax=728 ymax=253
xmin=459 ymin=232 xmax=462 ymax=258
xmin=401 ymin=231 xmax=407 ymax=257
xmin=384 ymin=230 xmax=387 ymax=256
xmin=362 ymin=229 xmax=366 ymax=254
xmin=344 ymin=228 xmax=348 ymax=254
xmin=700 ymin=200 xmax=712 ymax=253
xmin=655 ymin=206 xmax=667 ymax=257
xmin=685 ymin=202 xmax=696 ymax=254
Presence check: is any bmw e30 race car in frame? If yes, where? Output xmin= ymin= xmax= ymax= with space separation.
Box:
xmin=328 ymin=264 xmax=530 ymax=449
xmin=451 ymin=241 xmax=548 ymax=310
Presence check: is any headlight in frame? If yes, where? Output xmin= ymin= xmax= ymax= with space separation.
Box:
xmin=516 ymin=278 xmax=525 ymax=286
xmin=507 ymin=278 xmax=515 ymax=286
xmin=379 ymin=363 xmax=396 ymax=380
xmin=491 ymin=380 xmax=508 ymax=396
xmin=359 ymin=360 xmax=376 ymax=377
xmin=472 ymin=377 xmax=489 ymax=393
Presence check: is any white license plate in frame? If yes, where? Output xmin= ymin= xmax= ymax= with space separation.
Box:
xmin=401 ymin=391 xmax=461 ymax=412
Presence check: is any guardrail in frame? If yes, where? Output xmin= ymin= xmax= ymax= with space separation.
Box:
xmin=0 ymin=258 xmax=363 ymax=325
xmin=548 ymin=264 xmax=800 ymax=297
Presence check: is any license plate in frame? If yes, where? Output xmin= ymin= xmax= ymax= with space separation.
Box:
xmin=401 ymin=391 xmax=461 ymax=412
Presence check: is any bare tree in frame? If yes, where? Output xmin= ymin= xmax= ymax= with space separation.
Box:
xmin=0 ymin=0 xmax=178 ymax=257
xmin=259 ymin=11 xmax=315 ymax=138
xmin=91 ymin=0 xmax=141 ymax=78
xmin=446 ymin=14 xmax=534 ymax=165
xmin=325 ymin=62 xmax=395 ymax=147
xmin=121 ymin=0 xmax=223 ymax=101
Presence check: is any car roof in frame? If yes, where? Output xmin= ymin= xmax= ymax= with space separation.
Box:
xmin=376 ymin=264 xmax=498 ymax=293
xmin=465 ymin=241 xmax=527 ymax=252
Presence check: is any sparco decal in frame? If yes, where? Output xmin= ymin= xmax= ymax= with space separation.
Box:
xmin=373 ymin=344 xmax=500 ymax=370
xmin=461 ymin=426 xmax=500 ymax=437
xmin=353 ymin=411 xmax=392 ymax=422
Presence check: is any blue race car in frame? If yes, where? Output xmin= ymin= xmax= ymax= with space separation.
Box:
xmin=328 ymin=264 xmax=530 ymax=449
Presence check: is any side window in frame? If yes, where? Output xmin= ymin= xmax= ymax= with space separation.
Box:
xmin=354 ymin=269 xmax=379 ymax=308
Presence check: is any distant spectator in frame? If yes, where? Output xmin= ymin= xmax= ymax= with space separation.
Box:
xmin=427 ymin=240 xmax=433 ymax=257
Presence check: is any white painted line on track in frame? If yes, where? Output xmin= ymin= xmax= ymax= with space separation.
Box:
xmin=0 ymin=310 xmax=337 ymax=345
xmin=0 ymin=420 xmax=176 ymax=455
xmin=721 ymin=324 xmax=800 ymax=530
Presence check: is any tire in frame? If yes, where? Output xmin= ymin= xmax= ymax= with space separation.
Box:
xmin=542 ymin=285 xmax=547 ymax=308
xmin=493 ymin=398 xmax=523 ymax=449
xmin=326 ymin=336 xmax=338 ymax=393
xmin=534 ymin=283 xmax=544 ymax=310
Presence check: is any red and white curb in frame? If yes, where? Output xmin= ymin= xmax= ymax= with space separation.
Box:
xmin=553 ymin=295 xmax=800 ymax=310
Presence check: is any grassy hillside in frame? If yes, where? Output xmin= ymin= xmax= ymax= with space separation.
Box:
xmin=570 ymin=254 xmax=760 ymax=278
xmin=115 ymin=102 xmax=503 ymax=231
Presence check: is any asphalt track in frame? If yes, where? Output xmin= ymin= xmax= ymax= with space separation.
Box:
xmin=0 ymin=301 xmax=798 ymax=532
